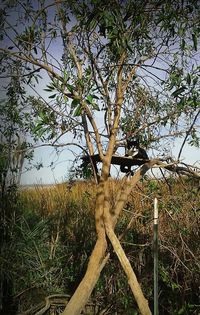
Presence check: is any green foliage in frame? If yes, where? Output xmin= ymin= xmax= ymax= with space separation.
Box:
xmin=167 ymin=65 xmax=200 ymax=114
xmin=0 ymin=60 xmax=37 ymax=314
xmin=68 ymin=161 xmax=94 ymax=180
xmin=0 ymin=62 xmax=34 ymax=193
xmin=1 ymin=0 xmax=199 ymax=159
xmin=3 ymin=178 xmax=197 ymax=314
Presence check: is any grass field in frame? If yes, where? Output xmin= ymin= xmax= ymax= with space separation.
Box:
xmin=1 ymin=176 xmax=199 ymax=314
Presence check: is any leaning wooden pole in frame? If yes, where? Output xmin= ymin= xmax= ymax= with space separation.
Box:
xmin=153 ymin=198 xmax=159 ymax=315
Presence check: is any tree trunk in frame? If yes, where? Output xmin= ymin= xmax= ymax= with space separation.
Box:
xmin=105 ymin=222 xmax=152 ymax=315
xmin=62 ymin=164 xmax=111 ymax=315
xmin=62 ymin=164 xmax=155 ymax=315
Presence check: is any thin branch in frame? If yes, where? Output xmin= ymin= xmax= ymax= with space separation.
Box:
xmin=161 ymin=243 xmax=192 ymax=273
xmin=177 ymin=109 xmax=200 ymax=161
xmin=140 ymin=65 xmax=165 ymax=83
xmin=81 ymin=101 xmax=104 ymax=159
xmin=28 ymin=84 xmax=79 ymax=122
xmin=112 ymin=159 xmax=158 ymax=226
xmin=54 ymin=1 xmax=104 ymax=160
xmin=0 ymin=49 xmax=62 ymax=84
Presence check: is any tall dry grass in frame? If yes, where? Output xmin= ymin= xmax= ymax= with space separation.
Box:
xmin=18 ymin=176 xmax=200 ymax=314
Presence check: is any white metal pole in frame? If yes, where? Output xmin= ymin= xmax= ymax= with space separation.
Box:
xmin=154 ymin=197 xmax=158 ymax=315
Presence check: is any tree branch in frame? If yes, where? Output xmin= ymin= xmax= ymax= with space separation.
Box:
xmin=177 ymin=109 xmax=200 ymax=161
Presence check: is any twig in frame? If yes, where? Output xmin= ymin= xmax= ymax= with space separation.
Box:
xmin=177 ymin=109 xmax=200 ymax=161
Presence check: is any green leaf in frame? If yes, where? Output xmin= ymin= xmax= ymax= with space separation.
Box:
xmin=63 ymin=94 xmax=68 ymax=102
xmin=86 ymin=94 xmax=93 ymax=104
xmin=38 ymin=111 xmax=45 ymax=119
xmin=192 ymin=34 xmax=198 ymax=51
xmin=66 ymin=83 xmax=74 ymax=93
xmin=34 ymin=76 xmax=39 ymax=84
xmin=172 ymin=86 xmax=186 ymax=97
xmin=71 ymin=99 xmax=80 ymax=108
xmin=86 ymin=95 xmax=100 ymax=110
xmin=193 ymin=77 xmax=198 ymax=86
xmin=51 ymin=30 xmax=57 ymax=38
xmin=178 ymin=307 xmax=185 ymax=315
xmin=91 ymin=103 xmax=100 ymax=111
xmin=73 ymin=104 xmax=82 ymax=116
xmin=44 ymin=84 xmax=55 ymax=92
xmin=63 ymin=69 xmax=69 ymax=82
xmin=33 ymin=46 xmax=38 ymax=54
xmin=91 ymin=94 xmax=99 ymax=100
xmin=86 ymin=94 xmax=99 ymax=102
xmin=48 ymin=93 xmax=57 ymax=99
xmin=32 ymin=121 xmax=43 ymax=133
xmin=181 ymin=38 xmax=185 ymax=50
xmin=186 ymin=73 xmax=191 ymax=85
xmin=44 ymin=88 xmax=53 ymax=92
xmin=37 ymin=127 xmax=48 ymax=137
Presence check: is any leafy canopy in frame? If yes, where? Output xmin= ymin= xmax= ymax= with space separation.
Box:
xmin=0 ymin=0 xmax=200 ymax=169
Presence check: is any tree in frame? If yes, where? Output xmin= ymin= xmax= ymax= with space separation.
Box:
xmin=0 ymin=58 xmax=35 ymax=313
xmin=0 ymin=1 xmax=200 ymax=314
xmin=0 ymin=61 xmax=34 ymax=193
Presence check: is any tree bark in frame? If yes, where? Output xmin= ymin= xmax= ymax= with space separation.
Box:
xmin=104 ymin=221 xmax=152 ymax=315
xmin=62 ymin=177 xmax=109 ymax=315
xmin=62 ymin=163 xmax=155 ymax=315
